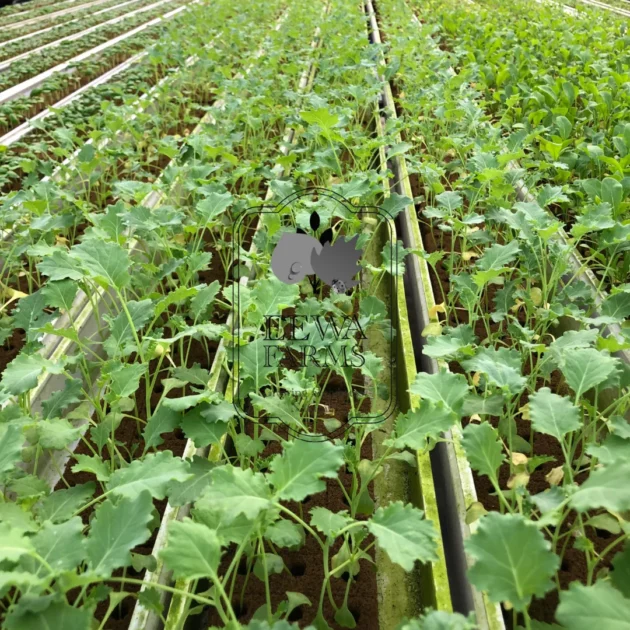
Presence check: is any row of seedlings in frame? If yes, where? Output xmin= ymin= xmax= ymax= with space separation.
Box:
xmin=0 ymin=0 xmax=176 ymax=64
xmin=375 ymin=0 xmax=630 ymax=628
xmin=0 ymin=2 xmax=291 ymax=628
xmin=0 ymin=0 xmax=196 ymax=136
xmin=156 ymin=0 xmax=465 ymax=628
xmin=0 ymin=0 xmax=190 ymax=94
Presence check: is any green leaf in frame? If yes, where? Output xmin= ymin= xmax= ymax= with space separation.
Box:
xmin=71 ymin=241 xmax=130 ymax=289
xmin=529 ymin=387 xmax=580 ymax=441
xmin=612 ymin=544 xmax=630 ymax=598
xmin=381 ymin=193 xmax=412 ymax=219
xmin=71 ymin=454 xmax=110 ymax=482
xmin=465 ymin=512 xmax=559 ymax=611
xmin=435 ymin=191 xmax=462 ymax=211
xmin=561 ymin=348 xmax=618 ymax=397
xmin=462 ymin=347 xmax=526 ymax=393
xmin=41 ymin=280 xmax=78 ymax=313
xmin=190 ymin=281 xmax=220 ymax=320
xmin=34 ymin=483 xmax=95 ymax=523
xmin=300 ymin=108 xmax=339 ymax=135
xmin=108 ymin=362 xmax=147 ymax=399
xmin=264 ymin=519 xmax=304 ymax=548
xmin=268 ymin=440 xmax=344 ymax=502
xmin=409 ymin=370 xmax=468 ymax=415
xmin=570 ymin=463 xmax=630 ymax=512
xmin=181 ymin=404 xmax=228 ymax=447
xmin=461 ymin=423 xmax=504 ymax=479
xmin=239 ymin=338 xmax=279 ymax=391
xmin=32 ymin=517 xmax=85 ymax=574
xmin=160 ymin=519 xmax=222 ymax=580
xmin=41 ymin=377 xmax=82 ymax=420
xmin=586 ymin=434 xmax=630 ymax=466
xmin=0 ymin=424 xmax=24 ymax=478
xmin=168 ymin=456 xmax=215 ymax=507
xmin=250 ymin=393 xmax=303 ymax=428
xmin=37 ymin=418 xmax=81 ymax=450
xmin=601 ymin=177 xmax=624 ymax=213
xmin=387 ymin=399 xmax=457 ymax=450
xmin=87 ymin=491 xmax=153 ymax=575
xmin=201 ymin=466 xmax=272 ymax=522
xmin=104 ymin=300 xmax=154 ymax=358
xmin=309 ymin=507 xmax=351 ymax=539
xmin=143 ymin=406 xmax=180 ymax=451
xmin=1 ymin=354 xmax=47 ymax=395
xmin=367 ymin=502 xmax=438 ymax=571
xmin=251 ymin=276 xmax=300 ymax=321
xmin=4 ymin=600 xmax=91 ymax=630
xmin=601 ymin=292 xmax=630 ymax=322
xmin=38 ymin=249 xmax=84 ymax=282
xmin=556 ymin=581 xmax=630 ymax=630
xmin=107 ymin=451 xmax=191 ymax=500
xmin=475 ymin=241 xmax=520 ymax=271
xmin=0 ymin=523 xmax=34 ymax=563
xmin=196 ymin=192 xmax=233 ymax=223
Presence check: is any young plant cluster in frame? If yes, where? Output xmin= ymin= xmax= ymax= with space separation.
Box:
xmin=377 ymin=0 xmax=630 ymax=627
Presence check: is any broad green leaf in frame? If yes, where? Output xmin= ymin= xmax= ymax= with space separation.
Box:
xmin=143 ymin=406 xmax=180 ymax=451
xmin=0 ymin=424 xmax=24 ymax=478
xmin=586 ymin=434 xmax=630 ymax=466
xmin=475 ymin=241 xmax=520 ymax=271
xmin=36 ymin=418 xmax=81 ymax=450
xmin=601 ymin=177 xmax=624 ymax=213
xmin=0 ymin=523 xmax=34 ymax=563
xmin=196 ymin=192 xmax=233 ymax=223
xmin=612 ymin=544 xmax=630 ymax=598
xmin=107 ymin=451 xmax=191 ymax=500
xmin=251 ymin=276 xmax=300 ymax=321
xmin=1 ymin=354 xmax=47 ymax=395
xmin=107 ymin=362 xmax=147 ymax=398
xmin=387 ymin=400 xmax=457 ymax=450
xmin=160 ymin=519 xmax=222 ymax=580
xmin=190 ymin=280 xmax=221 ymax=320
xmin=71 ymin=241 xmax=130 ymax=289
xmin=41 ymin=280 xmax=78 ymax=313
xmin=570 ymin=463 xmax=630 ymax=512
xmin=86 ymin=491 xmax=153 ymax=575
xmin=461 ymin=423 xmax=504 ymax=480
xmin=309 ymin=507 xmax=352 ymax=538
xmin=38 ymin=249 xmax=84 ymax=281
xmin=71 ymin=454 xmax=110 ymax=482
xmin=41 ymin=377 xmax=82 ymax=420
xmin=104 ymin=300 xmax=154 ymax=358
xmin=435 ymin=191 xmax=462 ymax=211
xmin=381 ymin=193 xmax=412 ymax=219
xmin=300 ymin=108 xmax=339 ymax=136
xmin=32 ymin=517 xmax=85 ymax=574
xmin=193 ymin=509 xmax=254 ymax=545
xmin=556 ymin=581 xmax=630 ymax=630
xmin=268 ymin=440 xmax=344 ymax=502
xmin=181 ymin=404 xmax=228 ymax=447
xmin=409 ymin=370 xmax=468 ymax=415
xmin=201 ymin=466 xmax=272 ymax=522
xmin=601 ymin=293 xmax=630 ymax=322
xmin=465 ymin=512 xmax=559 ymax=611
xmin=34 ymin=483 xmax=95 ymax=523
xmin=462 ymin=347 xmax=526 ymax=393
xmin=264 ymin=519 xmax=303 ymax=548
xmin=168 ymin=456 xmax=215 ymax=507
xmin=529 ymin=388 xmax=580 ymax=441
xmin=367 ymin=502 xmax=438 ymax=571
xmin=4 ymin=600 xmax=91 ymax=630
xmin=250 ymin=393 xmax=303 ymax=428
xmin=561 ymin=348 xmax=618 ymax=397
xmin=239 ymin=338 xmax=279 ymax=391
